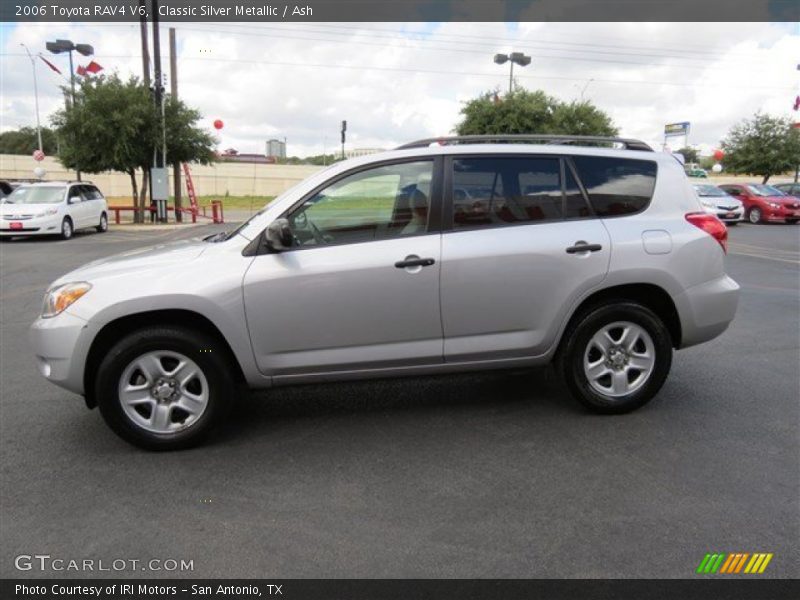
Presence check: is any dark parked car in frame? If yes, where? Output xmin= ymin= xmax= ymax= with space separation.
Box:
xmin=773 ymin=182 xmax=800 ymax=197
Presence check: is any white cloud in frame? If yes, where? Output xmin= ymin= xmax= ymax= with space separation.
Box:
xmin=1 ymin=21 xmax=797 ymax=157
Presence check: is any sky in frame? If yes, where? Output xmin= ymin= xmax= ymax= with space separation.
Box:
xmin=1 ymin=21 xmax=798 ymax=158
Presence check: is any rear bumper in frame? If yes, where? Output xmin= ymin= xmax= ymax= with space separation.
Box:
xmin=673 ymin=275 xmax=740 ymax=349
xmin=29 ymin=311 xmax=95 ymax=396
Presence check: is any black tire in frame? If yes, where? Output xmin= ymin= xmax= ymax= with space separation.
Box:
xmin=60 ymin=217 xmax=73 ymax=240
xmin=748 ymin=208 xmax=762 ymax=224
xmin=96 ymin=212 xmax=108 ymax=233
xmin=556 ymin=302 xmax=673 ymax=414
xmin=95 ymin=326 xmax=235 ymax=450
xmin=787 ymin=219 xmax=798 ymax=225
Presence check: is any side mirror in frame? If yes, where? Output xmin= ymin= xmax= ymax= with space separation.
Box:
xmin=68 ymin=196 xmax=81 ymax=204
xmin=264 ymin=218 xmax=293 ymax=252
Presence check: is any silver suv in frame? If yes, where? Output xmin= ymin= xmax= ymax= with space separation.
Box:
xmin=30 ymin=135 xmax=740 ymax=450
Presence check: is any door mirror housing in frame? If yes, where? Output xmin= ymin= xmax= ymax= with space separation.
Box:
xmin=68 ymin=196 xmax=82 ymax=204
xmin=265 ymin=218 xmax=293 ymax=251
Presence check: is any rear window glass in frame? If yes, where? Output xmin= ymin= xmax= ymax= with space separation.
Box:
xmin=572 ymin=156 xmax=657 ymax=217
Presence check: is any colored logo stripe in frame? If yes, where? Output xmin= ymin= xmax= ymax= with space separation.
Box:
xmin=697 ymin=553 xmax=773 ymax=574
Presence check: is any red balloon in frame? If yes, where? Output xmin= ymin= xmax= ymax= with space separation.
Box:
xmin=713 ymin=149 xmax=724 ymax=161
xmin=213 ymin=119 xmax=224 ymax=130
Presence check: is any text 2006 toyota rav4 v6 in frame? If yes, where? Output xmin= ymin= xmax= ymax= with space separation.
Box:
xmin=30 ymin=136 xmax=739 ymax=450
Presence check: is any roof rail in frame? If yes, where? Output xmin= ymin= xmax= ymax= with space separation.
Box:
xmin=396 ymin=134 xmax=653 ymax=152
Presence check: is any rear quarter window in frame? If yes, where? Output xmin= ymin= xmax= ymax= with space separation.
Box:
xmin=572 ymin=156 xmax=657 ymax=217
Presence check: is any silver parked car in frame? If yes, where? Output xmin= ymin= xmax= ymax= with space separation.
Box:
xmin=692 ymin=183 xmax=744 ymax=224
xmin=30 ymin=135 xmax=740 ymax=449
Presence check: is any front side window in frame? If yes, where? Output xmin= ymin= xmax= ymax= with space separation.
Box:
xmin=287 ymin=160 xmax=433 ymax=248
xmin=572 ymin=156 xmax=657 ymax=217
xmin=451 ymin=157 xmax=575 ymax=229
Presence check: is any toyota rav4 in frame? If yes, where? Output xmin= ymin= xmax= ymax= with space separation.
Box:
xmin=30 ymin=135 xmax=740 ymax=449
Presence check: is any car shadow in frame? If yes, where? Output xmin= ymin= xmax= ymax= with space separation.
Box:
xmin=217 ymin=366 xmax=581 ymax=442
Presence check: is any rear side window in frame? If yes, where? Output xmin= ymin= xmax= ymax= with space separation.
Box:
xmin=451 ymin=157 xmax=566 ymax=229
xmin=82 ymin=185 xmax=103 ymax=200
xmin=571 ymin=156 xmax=657 ymax=217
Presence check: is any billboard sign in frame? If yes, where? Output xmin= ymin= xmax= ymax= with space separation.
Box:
xmin=665 ymin=122 xmax=691 ymax=136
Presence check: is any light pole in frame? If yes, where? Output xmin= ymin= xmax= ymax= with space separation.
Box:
xmin=580 ymin=78 xmax=595 ymax=101
xmin=46 ymin=39 xmax=94 ymax=181
xmin=494 ymin=52 xmax=531 ymax=95
xmin=20 ymin=43 xmax=42 ymax=153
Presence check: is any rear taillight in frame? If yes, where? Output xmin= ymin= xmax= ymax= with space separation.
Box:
xmin=686 ymin=212 xmax=728 ymax=254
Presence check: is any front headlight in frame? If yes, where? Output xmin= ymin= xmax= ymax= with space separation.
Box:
xmin=41 ymin=282 xmax=92 ymax=318
xmin=769 ymin=202 xmax=780 ymax=209
xmin=43 ymin=207 xmax=59 ymax=216
xmin=701 ymin=199 xmax=716 ymax=209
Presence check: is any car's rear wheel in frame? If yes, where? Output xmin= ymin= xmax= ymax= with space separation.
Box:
xmin=748 ymin=208 xmax=762 ymax=224
xmin=95 ymin=326 xmax=235 ymax=450
xmin=60 ymin=217 xmax=73 ymax=240
xmin=96 ymin=212 xmax=108 ymax=233
xmin=557 ymin=302 xmax=672 ymax=414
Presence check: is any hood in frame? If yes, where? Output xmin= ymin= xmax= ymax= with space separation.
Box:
xmin=0 ymin=203 xmax=57 ymax=216
xmin=52 ymin=238 xmax=209 ymax=286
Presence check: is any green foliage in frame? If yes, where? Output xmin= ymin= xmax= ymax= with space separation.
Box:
xmin=676 ymin=146 xmax=699 ymax=164
xmin=277 ymin=154 xmax=344 ymax=166
xmin=455 ymin=89 xmax=618 ymax=137
xmin=0 ymin=126 xmax=59 ymax=155
xmin=721 ymin=113 xmax=800 ymax=183
xmin=50 ymin=74 xmax=216 ymax=218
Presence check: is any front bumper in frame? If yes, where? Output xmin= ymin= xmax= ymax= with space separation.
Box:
xmin=764 ymin=209 xmax=800 ymax=222
xmin=29 ymin=310 xmax=96 ymax=396
xmin=0 ymin=215 xmax=61 ymax=235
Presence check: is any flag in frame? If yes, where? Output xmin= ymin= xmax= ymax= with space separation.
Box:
xmin=76 ymin=65 xmax=87 ymax=76
xmin=85 ymin=61 xmax=103 ymax=74
xmin=794 ymin=95 xmax=800 ymax=111
xmin=38 ymin=55 xmax=61 ymax=74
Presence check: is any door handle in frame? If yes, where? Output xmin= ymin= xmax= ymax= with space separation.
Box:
xmin=565 ymin=242 xmax=603 ymax=254
xmin=395 ymin=257 xmax=436 ymax=268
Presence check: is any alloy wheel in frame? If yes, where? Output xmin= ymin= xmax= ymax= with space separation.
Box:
xmin=118 ymin=350 xmax=209 ymax=434
xmin=583 ymin=321 xmax=656 ymax=398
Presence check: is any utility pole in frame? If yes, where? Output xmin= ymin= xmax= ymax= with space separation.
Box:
xmin=341 ymin=120 xmax=346 ymax=160
xmin=169 ymin=27 xmax=182 ymax=222
xmin=137 ymin=0 xmax=150 ymax=223
xmin=151 ymin=0 xmax=168 ymax=223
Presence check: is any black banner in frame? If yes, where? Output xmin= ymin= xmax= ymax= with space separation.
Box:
xmin=2 ymin=0 xmax=799 ymax=23
xmin=2 ymin=579 xmax=800 ymax=600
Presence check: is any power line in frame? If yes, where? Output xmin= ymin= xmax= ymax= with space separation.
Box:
xmin=6 ymin=52 xmax=788 ymax=91
xmin=172 ymin=24 xmax=776 ymax=72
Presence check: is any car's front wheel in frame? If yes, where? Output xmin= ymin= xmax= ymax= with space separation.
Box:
xmin=95 ymin=326 xmax=235 ymax=450
xmin=748 ymin=208 xmax=762 ymax=224
xmin=60 ymin=217 xmax=73 ymax=240
xmin=557 ymin=302 xmax=673 ymax=414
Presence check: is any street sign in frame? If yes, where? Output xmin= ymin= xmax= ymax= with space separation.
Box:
xmin=665 ymin=122 xmax=690 ymax=136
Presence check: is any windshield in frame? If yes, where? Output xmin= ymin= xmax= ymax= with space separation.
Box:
xmin=2 ymin=186 xmax=65 ymax=205
xmin=693 ymin=185 xmax=729 ymax=197
xmin=746 ymin=184 xmax=784 ymax=197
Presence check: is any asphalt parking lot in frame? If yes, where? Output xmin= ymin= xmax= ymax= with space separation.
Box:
xmin=0 ymin=221 xmax=798 ymax=579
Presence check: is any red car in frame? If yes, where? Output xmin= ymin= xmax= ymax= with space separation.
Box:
xmin=718 ymin=183 xmax=800 ymax=224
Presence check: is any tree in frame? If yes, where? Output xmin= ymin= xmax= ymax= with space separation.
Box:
xmin=676 ymin=146 xmax=699 ymax=164
xmin=0 ymin=126 xmax=59 ymax=155
xmin=721 ymin=113 xmax=800 ymax=184
xmin=455 ymin=89 xmax=617 ymax=137
xmin=51 ymin=74 xmax=215 ymax=222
